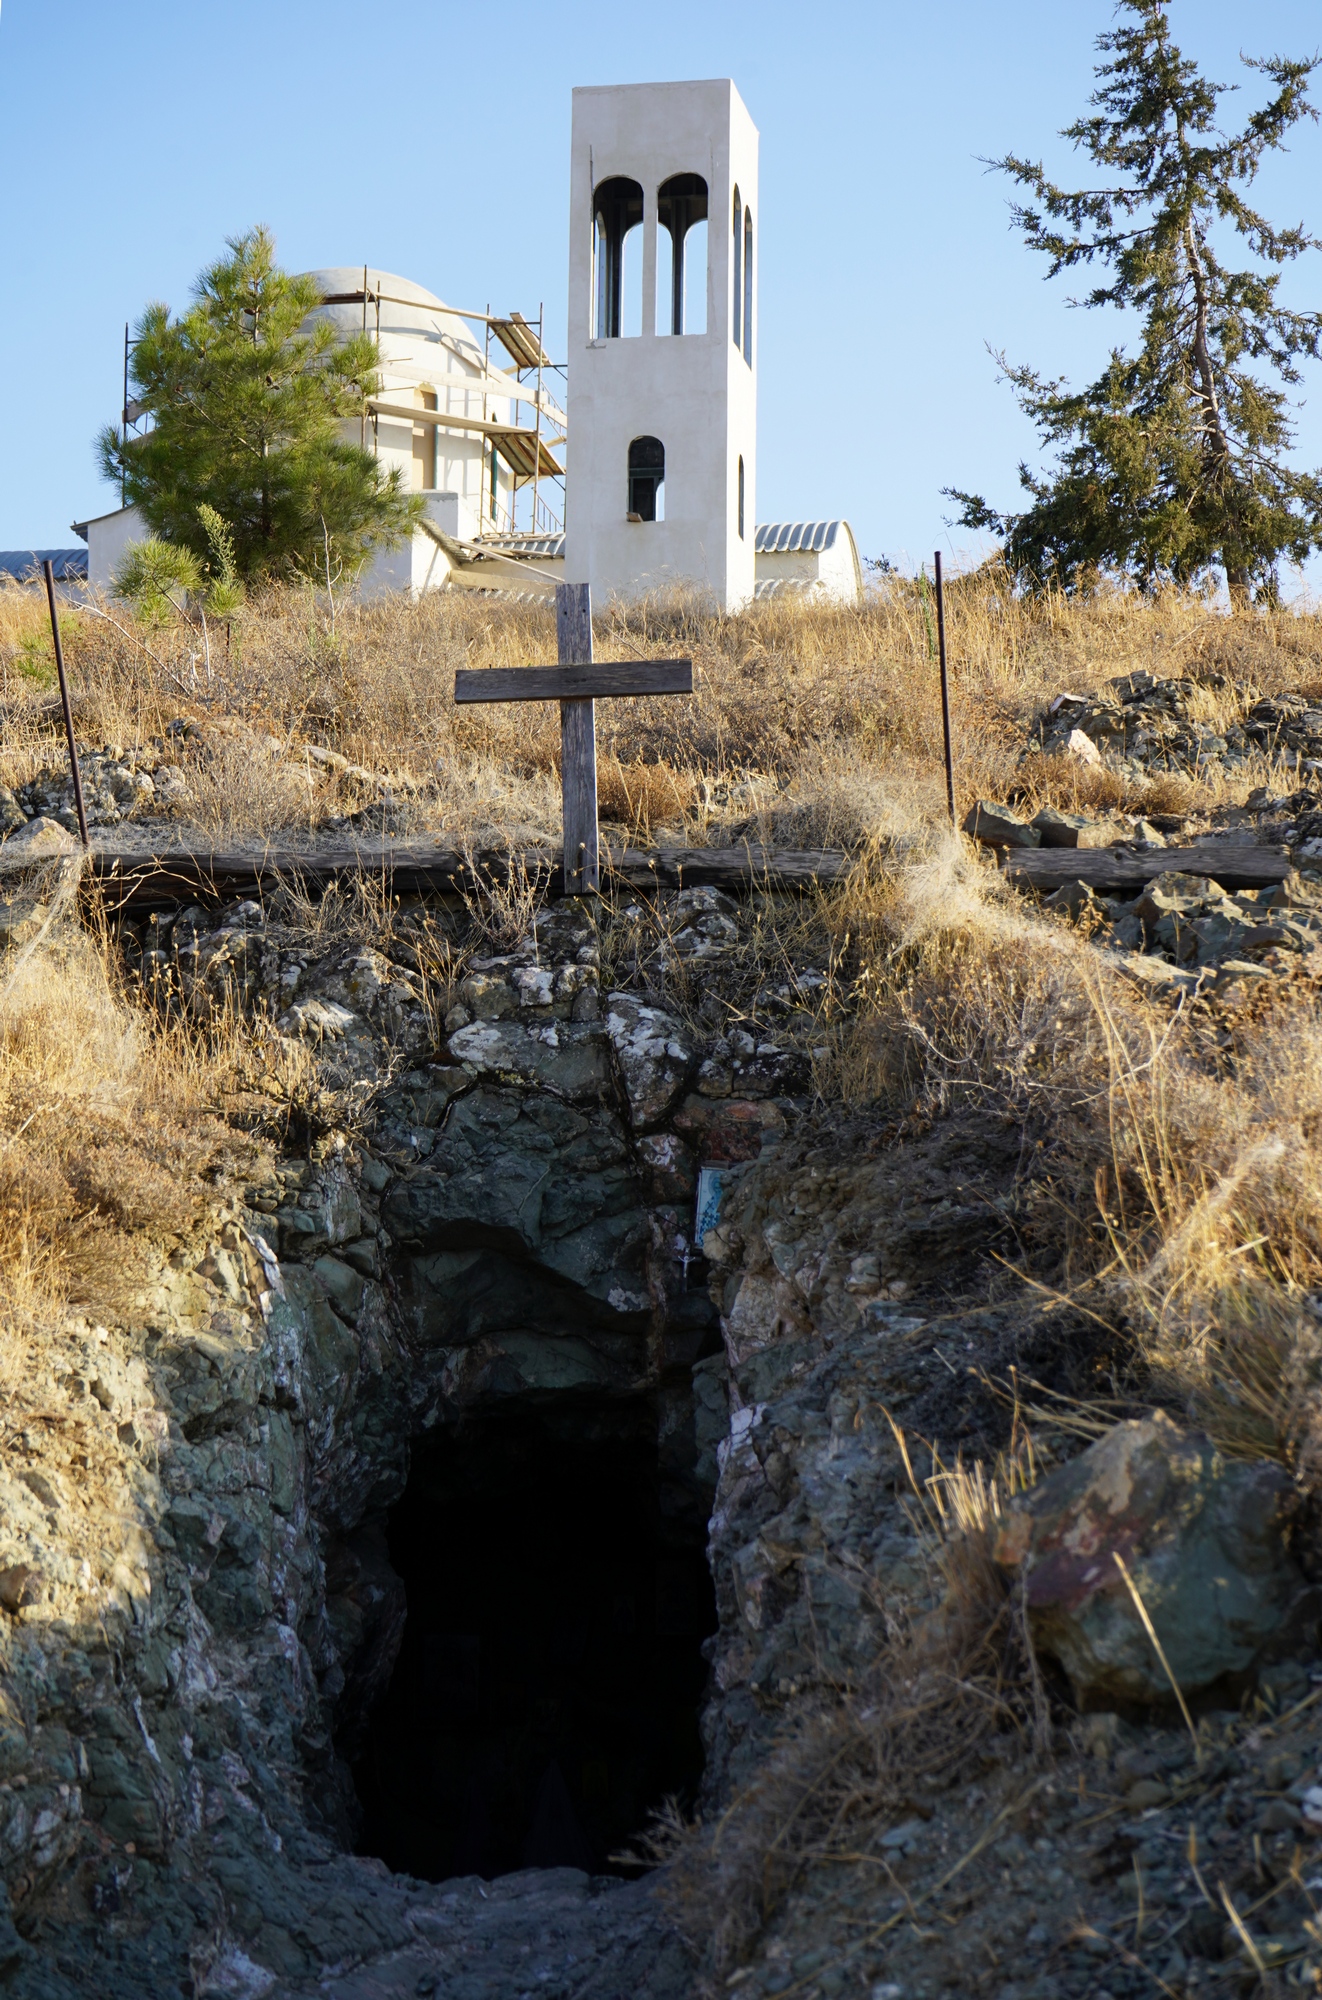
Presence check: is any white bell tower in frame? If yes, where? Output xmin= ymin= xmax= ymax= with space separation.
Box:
xmin=564 ymin=79 xmax=758 ymax=613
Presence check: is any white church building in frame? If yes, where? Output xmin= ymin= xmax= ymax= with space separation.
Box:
xmin=73 ymin=79 xmax=861 ymax=611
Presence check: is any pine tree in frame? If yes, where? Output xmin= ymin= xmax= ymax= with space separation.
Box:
xmin=947 ymin=2 xmax=1322 ymax=600
xmin=98 ymin=228 xmax=422 ymax=580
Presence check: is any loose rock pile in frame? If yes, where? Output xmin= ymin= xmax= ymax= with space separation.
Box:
xmin=1025 ymin=667 xmax=1322 ymax=789
xmin=1025 ymin=669 xmax=1322 ymax=784
xmin=1057 ymin=864 xmax=1322 ymax=995
xmin=1031 ymin=671 xmax=1241 ymax=776
xmin=0 ymin=720 xmax=426 ymax=842
xmin=964 ymin=668 xmax=1322 ymax=987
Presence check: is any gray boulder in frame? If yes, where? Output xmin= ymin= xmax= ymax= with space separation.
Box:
xmin=604 ymin=991 xmax=694 ymax=1129
xmin=1031 ymin=807 xmax=1113 ymax=849
xmin=994 ymin=1411 xmax=1311 ymax=1705
xmin=963 ymin=801 xmax=1041 ymax=848
xmin=448 ymin=1015 xmax=612 ymax=1102
xmin=0 ymin=816 xmax=75 ymax=864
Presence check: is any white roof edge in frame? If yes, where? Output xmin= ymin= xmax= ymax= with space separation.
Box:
xmin=70 ymin=504 xmax=140 ymax=538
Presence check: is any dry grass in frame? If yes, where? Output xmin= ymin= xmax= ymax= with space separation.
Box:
xmin=6 ymin=567 xmax=1321 ymax=1419
xmin=816 ymin=813 xmax=1322 ymax=1477
xmin=0 ymin=864 xmax=252 ymax=1370
xmin=8 ymin=572 xmax=1322 ymax=1983
xmin=2 ymin=570 xmax=1320 ymax=848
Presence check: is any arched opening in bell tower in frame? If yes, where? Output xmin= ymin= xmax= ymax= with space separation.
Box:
xmin=593 ymin=177 xmax=644 ymax=339
xmin=656 ymin=174 xmax=708 ymax=337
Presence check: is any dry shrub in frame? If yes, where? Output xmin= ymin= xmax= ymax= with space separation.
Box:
xmin=456 ymin=853 xmax=548 ymax=956
xmin=826 ymin=820 xmax=1322 ymax=1469
xmin=176 ymin=730 xmax=317 ymax=840
xmin=1073 ymin=983 xmax=1322 ymax=1461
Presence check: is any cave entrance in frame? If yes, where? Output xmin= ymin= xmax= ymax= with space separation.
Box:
xmin=351 ymin=1402 xmax=717 ymax=1882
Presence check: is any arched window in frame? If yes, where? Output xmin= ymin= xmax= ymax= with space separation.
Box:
xmin=593 ymin=177 xmax=644 ymax=338
xmin=732 ymin=186 xmax=743 ymax=351
xmin=737 ymin=455 xmax=745 ymax=540
xmin=627 ymin=436 xmax=665 ymax=522
xmin=743 ymin=206 xmax=754 ymax=366
xmin=656 ymin=174 xmax=708 ymax=336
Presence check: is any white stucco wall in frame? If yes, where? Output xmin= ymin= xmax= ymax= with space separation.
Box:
xmin=81 ymin=505 xmax=147 ymax=592
xmin=563 ymin=80 xmax=758 ymax=613
xmin=357 ymin=492 xmax=465 ymax=600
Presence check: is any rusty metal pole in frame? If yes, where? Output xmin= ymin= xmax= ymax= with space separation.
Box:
xmin=42 ymin=560 xmax=89 ymax=847
xmin=934 ymin=551 xmax=955 ymax=828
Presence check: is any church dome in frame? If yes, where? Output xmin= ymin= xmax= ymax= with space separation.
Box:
xmin=298 ymin=268 xmax=483 ymax=370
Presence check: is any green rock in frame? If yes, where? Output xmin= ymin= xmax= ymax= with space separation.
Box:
xmin=995 ymin=1412 xmax=1310 ymax=1704
xmin=276 ymin=1205 xmax=328 ymax=1255
xmin=311 ymin=1255 xmax=365 ymax=1320
xmin=447 ymin=1017 xmax=611 ymax=1102
xmin=492 ymin=1330 xmax=616 ymax=1392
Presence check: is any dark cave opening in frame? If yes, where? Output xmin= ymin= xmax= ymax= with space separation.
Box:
xmin=351 ymin=1403 xmax=717 ymax=1883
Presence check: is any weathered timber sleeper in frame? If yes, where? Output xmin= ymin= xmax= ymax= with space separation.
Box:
xmin=76 ymin=840 xmax=850 ymax=915
xmin=1001 ymin=842 xmax=1294 ymax=894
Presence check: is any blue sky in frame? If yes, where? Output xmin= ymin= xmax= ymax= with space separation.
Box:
xmin=3 ymin=1 xmax=1321 ymax=583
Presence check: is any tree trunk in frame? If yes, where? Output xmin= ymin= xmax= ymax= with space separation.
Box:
xmin=1185 ymin=216 xmax=1248 ymax=604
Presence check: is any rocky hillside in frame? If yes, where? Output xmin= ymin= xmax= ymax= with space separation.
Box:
xmin=0 ymin=839 xmax=1313 ymax=2000
xmin=3 ymin=583 xmax=1322 ymax=1998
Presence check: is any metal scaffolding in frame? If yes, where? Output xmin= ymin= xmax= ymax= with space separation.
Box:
xmin=319 ymin=279 xmax=567 ymax=540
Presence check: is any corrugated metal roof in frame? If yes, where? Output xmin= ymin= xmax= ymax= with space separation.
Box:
xmin=754 ymin=520 xmax=841 ymax=556
xmin=467 ymin=527 xmax=853 ymax=563
xmin=0 ymin=549 xmax=87 ymax=582
xmin=753 ymin=576 xmax=827 ymax=599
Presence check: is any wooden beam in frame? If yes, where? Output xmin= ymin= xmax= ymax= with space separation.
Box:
xmin=556 ymin=583 xmax=598 ymax=895
xmin=368 ymin=399 xmax=565 ymax=478
xmin=78 ymin=840 xmax=849 ymax=915
xmin=1000 ymin=842 xmax=1293 ymax=893
xmin=454 ymin=660 xmax=692 ymax=704
xmin=367 ymin=398 xmax=563 ymax=446
xmin=376 ymin=359 xmax=566 ymax=426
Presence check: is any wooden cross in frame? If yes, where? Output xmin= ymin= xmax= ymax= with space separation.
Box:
xmin=453 ymin=582 xmax=693 ymax=893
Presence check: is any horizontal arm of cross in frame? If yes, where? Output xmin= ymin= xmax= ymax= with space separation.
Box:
xmin=454 ymin=660 xmax=692 ymax=704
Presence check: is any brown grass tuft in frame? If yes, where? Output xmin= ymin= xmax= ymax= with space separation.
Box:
xmin=0 ymin=885 xmax=246 ymax=1351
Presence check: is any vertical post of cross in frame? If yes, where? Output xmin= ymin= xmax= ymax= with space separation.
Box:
xmin=556 ymin=582 xmax=598 ymax=894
